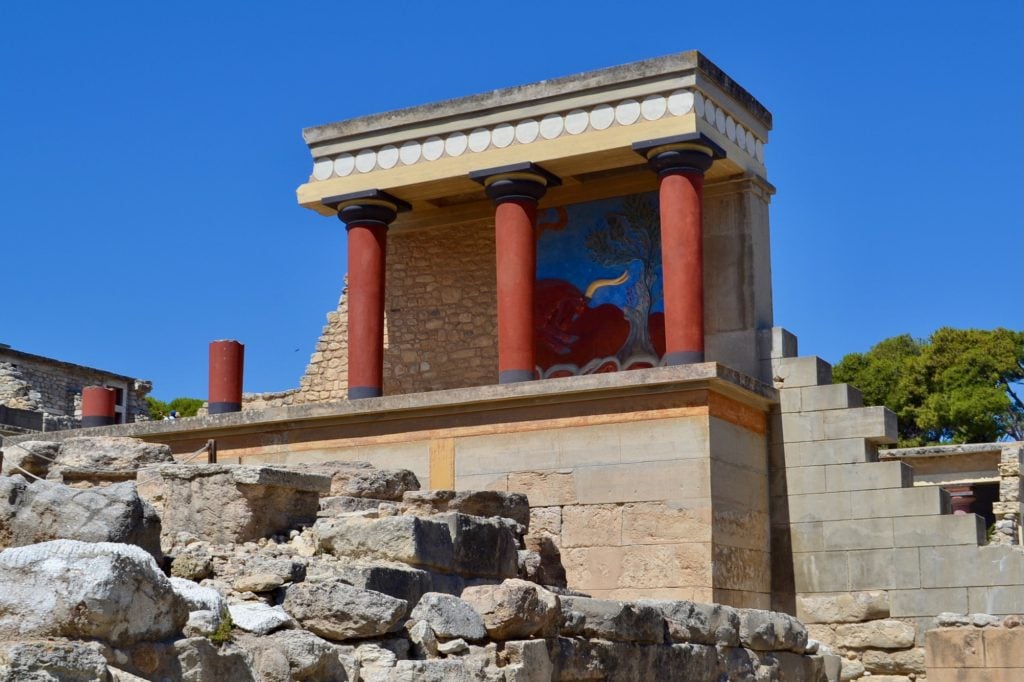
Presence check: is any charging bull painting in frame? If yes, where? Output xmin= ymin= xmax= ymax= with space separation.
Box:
xmin=535 ymin=191 xmax=666 ymax=378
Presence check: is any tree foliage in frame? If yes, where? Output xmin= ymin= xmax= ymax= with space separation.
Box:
xmin=833 ymin=328 xmax=1024 ymax=446
xmin=145 ymin=396 xmax=204 ymax=420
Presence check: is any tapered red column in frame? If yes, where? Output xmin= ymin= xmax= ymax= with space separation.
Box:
xmin=470 ymin=163 xmax=561 ymax=384
xmin=81 ymin=386 xmax=116 ymax=427
xmin=634 ymin=134 xmax=724 ymax=365
xmin=325 ymin=190 xmax=410 ymax=399
xmin=209 ymin=339 xmax=244 ymax=414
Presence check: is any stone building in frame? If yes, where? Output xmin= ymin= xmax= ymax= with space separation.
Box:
xmin=5 ymin=52 xmax=1022 ymax=678
xmin=0 ymin=344 xmax=151 ymax=434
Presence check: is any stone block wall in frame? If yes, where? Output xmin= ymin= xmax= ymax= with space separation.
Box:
xmin=993 ymin=442 xmax=1022 ymax=545
xmin=0 ymin=349 xmax=150 ymax=426
xmin=926 ymin=617 xmax=1024 ymax=681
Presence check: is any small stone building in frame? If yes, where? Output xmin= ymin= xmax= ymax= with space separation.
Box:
xmin=0 ymin=344 xmax=151 ymax=434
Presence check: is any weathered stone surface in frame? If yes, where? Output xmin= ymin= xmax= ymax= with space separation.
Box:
xmin=315 ymin=513 xmax=518 ymax=578
xmin=0 ymin=540 xmax=186 ymax=647
xmin=170 ymin=576 xmax=226 ymax=616
xmin=834 ymin=619 xmax=916 ymax=649
xmin=174 ymin=637 xmax=255 ymax=682
xmin=170 ymin=548 xmax=213 ymax=581
xmin=304 ymin=462 xmax=420 ymax=500
xmin=330 ymin=560 xmax=431 ymax=614
xmin=504 ymin=639 xmax=554 ymax=681
xmin=523 ymin=534 xmax=567 ymax=588
xmin=409 ymin=593 xmax=487 ymax=642
xmin=560 ymin=596 xmax=665 ymax=644
xmin=0 ymin=640 xmax=109 ymax=682
xmin=407 ymin=619 xmax=439 ymax=658
xmin=283 ymin=579 xmax=406 ymax=641
xmin=183 ymin=610 xmax=222 ymax=637
xmin=55 ymin=436 xmax=174 ymax=471
xmin=0 ymin=477 xmax=161 ymax=557
xmin=862 ymin=646 xmax=926 ymax=675
xmin=738 ymin=608 xmax=808 ymax=653
xmin=319 ymin=495 xmax=388 ymax=515
xmin=0 ymin=440 xmax=57 ymax=478
xmin=236 ymin=630 xmax=356 ymax=681
xmin=228 ymin=602 xmax=296 ymax=636
xmin=461 ymin=578 xmax=559 ymax=640
xmin=797 ymin=591 xmax=889 ymax=624
xmin=638 ymin=599 xmax=740 ymax=646
xmin=235 ymin=572 xmax=286 ymax=593
xmin=402 ymin=489 xmax=530 ymax=527
xmin=152 ymin=464 xmax=330 ymax=544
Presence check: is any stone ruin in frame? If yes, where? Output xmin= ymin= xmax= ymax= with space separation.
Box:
xmin=0 ymin=436 xmax=839 ymax=681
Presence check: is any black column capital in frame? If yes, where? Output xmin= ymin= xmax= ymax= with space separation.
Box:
xmin=633 ymin=133 xmax=726 ymax=177
xmin=469 ymin=162 xmax=562 ymax=205
xmin=323 ymin=189 xmax=411 ymax=229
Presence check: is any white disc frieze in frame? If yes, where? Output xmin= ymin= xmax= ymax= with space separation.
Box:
xmin=492 ymin=123 xmax=515 ymax=148
xmin=704 ymin=100 xmax=716 ymax=124
xmin=312 ymin=158 xmax=333 ymax=181
xmin=755 ymin=139 xmax=764 ymax=162
xmin=735 ymin=124 xmax=746 ymax=150
xmin=399 ymin=140 xmax=421 ymax=165
xmin=694 ymin=92 xmax=705 ymax=118
xmin=667 ymin=90 xmax=694 ymax=116
xmin=468 ymin=128 xmax=491 ymax=152
xmin=422 ymin=136 xmax=444 ymax=161
xmin=726 ymin=116 xmax=736 ymax=141
xmin=614 ymin=99 xmax=641 ymax=125
xmin=334 ymin=153 xmax=355 ymax=177
xmin=445 ymin=131 xmax=468 ymax=157
xmin=515 ymin=119 xmax=540 ymax=144
xmin=641 ymin=95 xmax=667 ymax=121
xmin=715 ymin=107 xmax=726 ymax=133
xmin=564 ymin=109 xmax=589 ymax=135
xmin=589 ymin=103 xmax=614 ymax=130
xmin=746 ymin=131 xmax=756 ymax=156
xmin=539 ymin=114 xmax=564 ymax=139
xmin=377 ymin=145 xmax=399 ymax=169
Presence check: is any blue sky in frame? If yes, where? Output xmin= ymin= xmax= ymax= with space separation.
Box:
xmin=1 ymin=2 xmax=1020 ymax=400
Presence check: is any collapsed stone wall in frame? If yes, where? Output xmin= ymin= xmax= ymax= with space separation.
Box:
xmin=0 ymin=349 xmax=151 ymax=426
xmin=0 ymin=437 xmax=836 ymax=681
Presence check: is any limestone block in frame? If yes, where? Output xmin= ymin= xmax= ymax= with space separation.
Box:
xmin=559 ymin=596 xmax=665 ymax=644
xmin=824 ymin=461 xmax=912 ymax=493
xmin=401 ymin=489 xmax=530 ymax=527
xmin=173 ymin=637 xmax=256 ymax=682
xmin=713 ymin=546 xmax=770 ymax=593
xmin=621 ymin=542 xmax=713 ymax=590
xmin=507 ymin=470 xmax=576 ymax=506
xmin=503 ymin=639 xmax=554 ymax=682
xmin=796 ymin=591 xmax=890 ymax=624
xmin=315 ymin=512 xmax=518 ymax=579
xmin=0 ymin=477 xmax=162 ymax=558
xmin=294 ymin=462 xmax=418 ymax=500
xmin=967 ymin=585 xmax=1024 ymax=615
xmin=283 ymin=579 xmax=407 ymax=641
xmin=638 ymin=599 xmax=740 ymax=645
xmin=924 ymin=627 xmax=985 ymax=668
xmin=0 ymin=440 xmax=57 ymax=477
xmin=154 ymin=464 xmax=330 ymax=544
xmin=55 ymin=436 xmax=174 ymax=471
xmin=800 ymin=384 xmax=863 ymax=412
xmin=848 ymin=548 xmax=920 ymax=591
xmin=784 ymin=438 xmax=877 ymax=467
xmin=573 ymin=459 xmax=709 ymax=505
xmin=0 ymin=540 xmax=187 ymax=647
xmin=712 ymin=509 xmax=770 ymax=552
xmin=737 ymin=609 xmax=808 ymax=653
xmin=821 ymin=406 xmax=898 ymax=444
xmin=228 ymin=603 xmax=296 ymax=636
xmin=862 ymin=646 xmax=926 ymax=675
xmin=562 ymin=546 xmax=625 ymax=591
xmin=822 ymin=517 xmax=894 ymax=551
xmin=920 ymin=544 xmax=1024 ymax=588
xmin=529 ymin=506 xmax=561 ymax=537
xmin=330 ymin=560 xmax=431 ymax=615
xmin=889 ymin=587 xmax=969 ymax=617
xmin=774 ymin=356 xmax=832 ymax=389
xmin=0 ymin=641 xmax=110 ymax=682
xmin=788 ymin=491 xmax=852 ymax=523
xmin=834 ymin=619 xmax=916 ymax=649
xmin=789 ymin=522 xmax=825 ymax=553
xmin=856 ymin=486 xmax=950 ymax=519
xmin=893 ymin=513 xmax=985 ymax=547
xmin=408 ymin=592 xmax=487 ymax=641
xmin=793 ymin=551 xmax=851 ymax=592
xmin=561 ymin=504 xmax=622 ymax=547
xmin=235 ymin=630 xmax=355 ymax=682
xmin=784 ymin=466 xmax=827 ymax=495
xmin=620 ymin=502 xmax=711 ymax=545
xmin=461 ymin=579 xmax=560 ymax=640
xmin=983 ymin=626 xmax=1024 ymax=667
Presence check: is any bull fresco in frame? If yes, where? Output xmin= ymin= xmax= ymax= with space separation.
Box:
xmin=535 ymin=191 xmax=666 ymax=378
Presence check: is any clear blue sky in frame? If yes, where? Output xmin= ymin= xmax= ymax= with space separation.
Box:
xmin=1 ymin=2 xmax=1020 ymax=400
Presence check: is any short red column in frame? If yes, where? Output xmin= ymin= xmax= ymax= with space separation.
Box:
xmin=326 ymin=190 xmax=410 ymax=399
xmin=470 ymin=163 xmax=561 ymax=384
xmin=634 ymin=134 xmax=723 ymax=365
xmin=209 ymin=340 xmax=244 ymax=414
xmin=81 ymin=386 xmax=116 ymax=427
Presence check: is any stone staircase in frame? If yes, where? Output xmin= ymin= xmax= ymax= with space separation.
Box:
xmin=766 ymin=337 xmax=1024 ymax=676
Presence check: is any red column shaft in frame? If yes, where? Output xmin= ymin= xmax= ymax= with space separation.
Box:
xmin=208 ymin=340 xmax=244 ymax=413
xmin=347 ymin=222 xmax=388 ymax=398
xmin=495 ymin=199 xmax=537 ymax=383
xmin=659 ymin=171 xmax=705 ymax=363
xmin=81 ymin=386 xmax=116 ymax=427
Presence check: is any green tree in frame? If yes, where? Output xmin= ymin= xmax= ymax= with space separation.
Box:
xmin=833 ymin=328 xmax=1024 ymax=446
xmin=145 ymin=396 xmax=203 ymax=420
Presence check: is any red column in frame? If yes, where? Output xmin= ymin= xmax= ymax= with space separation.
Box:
xmin=634 ymin=134 xmax=723 ymax=365
xmin=470 ymin=163 xmax=561 ymax=384
xmin=209 ymin=340 xmax=244 ymax=414
xmin=327 ymin=190 xmax=410 ymax=400
xmin=81 ymin=386 xmax=116 ymax=427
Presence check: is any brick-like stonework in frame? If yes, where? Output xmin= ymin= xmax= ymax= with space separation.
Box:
xmin=0 ymin=348 xmax=150 ymax=428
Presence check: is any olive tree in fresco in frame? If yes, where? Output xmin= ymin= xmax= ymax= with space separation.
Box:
xmin=584 ymin=193 xmax=661 ymax=362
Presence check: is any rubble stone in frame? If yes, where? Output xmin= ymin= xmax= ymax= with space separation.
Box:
xmin=738 ymin=608 xmax=809 ymax=653
xmin=560 ymin=596 xmax=665 ymax=644
xmin=409 ymin=593 xmax=487 ymax=642
xmin=638 ymin=599 xmax=741 ymax=646
xmin=0 ymin=640 xmax=110 ymax=682
xmin=283 ymin=580 xmax=406 ymax=641
xmin=461 ymin=578 xmax=560 ymax=640
xmin=0 ymin=441 xmax=58 ymax=478
xmin=228 ymin=603 xmax=296 ymax=636
xmin=834 ymin=619 xmax=916 ymax=649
